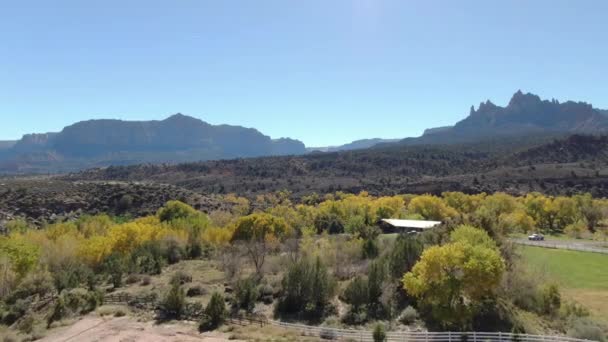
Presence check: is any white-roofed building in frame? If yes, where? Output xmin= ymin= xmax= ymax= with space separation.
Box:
xmin=379 ymin=218 xmax=442 ymax=233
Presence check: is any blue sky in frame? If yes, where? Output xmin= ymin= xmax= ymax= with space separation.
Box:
xmin=1 ymin=1 xmax=607 ymax=146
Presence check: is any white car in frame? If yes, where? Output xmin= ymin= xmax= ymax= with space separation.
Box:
xmin=528 ymin=233 xmax=544 ymax=241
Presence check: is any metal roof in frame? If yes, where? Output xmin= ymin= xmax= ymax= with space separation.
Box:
xmin=381 ymin=219 xmax=442 ymax=229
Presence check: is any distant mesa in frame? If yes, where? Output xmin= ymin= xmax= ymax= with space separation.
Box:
xmin=0 ymin=114 xmax=306 ymax=173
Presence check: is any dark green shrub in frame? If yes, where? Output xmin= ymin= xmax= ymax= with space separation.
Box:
xmin=47 ymin=296 xmax=67 ymax=327
xmin=163 ymin=240 xmax=185 ymax=264
xmin=199 ymin=292 xmax=226 ymax=332
xmin=102 ymin=253 xmax=127 ymax=289
xmin=277 ymin=256 xmax=336 ymax=320
xmin=367 ymin=260 xmax=386 ymax=318
xmin=130 ymin=241 xmax=164 ymax=275
xmin=362 ymin=239 xmax=379 ymax=259
xmin=341 ymin=276 xmax=368 ymax=314
xmin=3 ymin=299 xmax=29 ymax=325
xmin=388 ymin=234 xmax=423 ymax=279
xmin=61 ymin=289 xmax=102 ymax=315
xmin=314 ymin=212 xmax=344 ymax=234
xmin=52 ymin=262 xmax=93 ymax=293
xmin=161 ymin=282 xmax=186 ymax=319
xmin=373 ymin=323 xmax=386 ymax=342
xmin=186 ymin=285 xmax=205 ymax=297
xmin=233 ymin=277 xmax=259 ymax=313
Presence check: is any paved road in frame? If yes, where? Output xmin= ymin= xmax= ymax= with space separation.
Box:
xmin=512 ymin=238 xmax=608 ymax=254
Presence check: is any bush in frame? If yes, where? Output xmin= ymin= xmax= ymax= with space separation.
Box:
xmin=388 ymin=234 xmax=423 ymax=280
xmin=362 ymin=239 xmax=379 ymax=259
xmin=163 ymin=240 xmax=185 ymax=264
xmin=103 ymin=253 xmax=127 ymax=289
xmin=539 ymin=283 xmax=561 ymax=316
xmin=567 ymin=318 xmax=606 ymax=342
xmin=199 ymin=292 xmax=226 ymax=332
xmin=52 ymin=261 xmax=93 ymax=292
xmin=341 ymin=276 xmax=368 ymax=314
xmin=233 ymin=277 xmax=259 ymax=313
xmin=399 ymin=305 xmax=419 ymax=324
xmin=564 ymin=222 xmax=589 ymax=239
xmin=373 ymin=323 xmax=386 ymax=342
xmin=130 ymin=241 xmax=164 ymax=275
xmin=140 ymin=276 xmax=152 ymax=286
xmin=186 ymin=285 xmax=205 ymax=297
xmin=7 ymin=270 xmax=54 ymax=304
xmin=3 ymin=299 xmax=29 ymax=325
xmin=170 ymin=271 xmax=192 ymax=285
xmin=47 ymin=296 xmax=67 ymax=327
xmin=16 ymin=314 xmax=36 ymax=334
xmin=276 ymin=256 xmax=336 ymax=320
xmin=125 ymin=274 xmax=141 ymax=285
xmin=161 ymin=282 xmax=186 ymax=319
xmin=62 ymin=288 xmax=102 ymax=315
xmin=319 ymin=328 xmax=337 ymax=340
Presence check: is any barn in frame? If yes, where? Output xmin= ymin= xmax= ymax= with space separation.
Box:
xmin=379 ymin=218 xmax=442 ymax=233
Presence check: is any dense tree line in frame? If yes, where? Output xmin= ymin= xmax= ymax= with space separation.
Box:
xmin=1 ymin=191 xmax=607 ymax=339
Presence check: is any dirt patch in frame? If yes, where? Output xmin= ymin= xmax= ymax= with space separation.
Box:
xmin=39 ymin=315 xmax=241 ymax=342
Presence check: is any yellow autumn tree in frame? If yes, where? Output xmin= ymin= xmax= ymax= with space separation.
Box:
xmin=403 ymin=226 xmax=504 ymax=329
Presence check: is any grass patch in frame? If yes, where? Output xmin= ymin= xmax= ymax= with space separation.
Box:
xmin=520 ymin=245 xmax=608 ymax=323
xmin=519 ymin=246 xmax=608 ymax=290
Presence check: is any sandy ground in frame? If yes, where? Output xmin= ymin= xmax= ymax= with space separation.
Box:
xmin=39 ymin=315 xmax=240 ymax=342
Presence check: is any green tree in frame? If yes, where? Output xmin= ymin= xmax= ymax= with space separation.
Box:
xmin=342 ymin=276 xmax=369 ymax=313
xmin=161 ymin=281 xmax=186 ymax=319
xmin=199 ymin=292 xmax=227 ymax=331
xmin=233 ymin=277 xmax=259 ymax=313
xmin=367 ymin=260 xmax=386 ymax=317
xmin=277 ymin=256 xmax=336 ymax=319
xmin=102 ymin=253 xmax=127 ymax=289
xmin=388 ymin=234 xmax=423 ymax=279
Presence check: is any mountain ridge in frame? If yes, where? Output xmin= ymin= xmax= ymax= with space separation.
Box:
xmin=403 ymin=90 xmax=608 ymax=145
xmin=0 ymin=114 xmax=306 ymax=173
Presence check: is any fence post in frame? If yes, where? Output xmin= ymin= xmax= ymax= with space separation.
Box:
xmin=473 ymin=331 xmax=477 ymax=342
xmin=449 ymin=331 xmax=452 ymax=342
xmin=498 ymin=331 xmax=502 ymax=341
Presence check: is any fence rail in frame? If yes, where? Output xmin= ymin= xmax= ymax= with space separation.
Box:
xmin=104 ymin=293 xmax=597 ymax=342
xmin=513 ymin=239 xmax=608 ymax=254
xmin=269 ymin=320 xmax=595 ymax=342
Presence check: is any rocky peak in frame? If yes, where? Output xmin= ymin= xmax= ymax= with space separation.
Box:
xmin=507 ymin=90 xmax=542 ymax=108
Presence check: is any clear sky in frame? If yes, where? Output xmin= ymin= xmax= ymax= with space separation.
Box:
xmin=1 ymin=1 xmax=607 ymax=146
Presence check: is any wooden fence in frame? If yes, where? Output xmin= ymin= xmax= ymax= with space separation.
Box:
xmin=103 ymin=293 xmax=596 ymax=342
